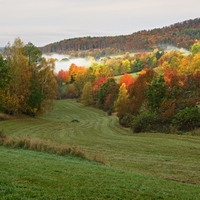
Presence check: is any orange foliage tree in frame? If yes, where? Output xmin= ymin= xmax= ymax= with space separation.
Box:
xmin=119 ymin=73 xmax=134 ymax=88
xmin=128 ymin=68 xmax=156 ymax=115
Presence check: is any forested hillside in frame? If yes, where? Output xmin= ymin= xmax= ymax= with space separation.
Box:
xmin=40 ymin=18 xmax=200 ymax=57
xmin=56 ymin=41 xmax=200 ymax=133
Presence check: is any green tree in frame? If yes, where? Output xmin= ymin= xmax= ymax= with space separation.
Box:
xmin=24 ymin=42 xmax=42 ymax=66
xmin=0 ymin=55 xmax=10 ymax=89
xmin=81 ymin=82 xmax=93 ymax=106
xmin=23 ymin=42 xmax=44 ymax=115
xmin=191 ymin=41 xmax=200 ymax=55
xmin=0 ymin=55 xmax=11 ymax=111
xmin=147 ymin=75 xmax=167 ymax=112
xmin=98 ymin=78 xmax=117 ymax=109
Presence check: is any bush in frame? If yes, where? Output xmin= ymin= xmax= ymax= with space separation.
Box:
xmin=119 ymin=113 xmax=133 ymax=127
xmin=172 ymin=107 xmax=200 ymax=131
xmin=131 ymin=111 xmax=157 ymax=133
xmin=93 ymin=151 xmax=107 ymax=165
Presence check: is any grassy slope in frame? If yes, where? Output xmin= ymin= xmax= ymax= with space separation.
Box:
xmin=0 ymin=99 xmax=200 ymax=198
xmin=1 ymin=146 xmax=200 ymax=200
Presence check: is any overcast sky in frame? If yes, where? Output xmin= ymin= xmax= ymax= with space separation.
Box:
xmin=0 ymin=0 xmax=199 ymax=47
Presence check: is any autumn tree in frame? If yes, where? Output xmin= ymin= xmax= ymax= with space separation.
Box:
xmin=189 ymin=53 xmax=200 ymax=73
xmin=36 ymin=58 xmax=58 ymax=114
xmin=114 ymin=83 xmax=130 ymax=117
xmin=92 ymin=76 xmax=107 ymax=105
xmin=2 ymin=38 xmax=31 ymax=114
xmin=24 ymin=43 xmax=58 ymax=115
xmin=128 ymin=68 xmax=156 ymax=115
xmin=57 ymin=70 xmax=70 ymax=84
xmin=119 ymin=73 xmax=134 ymax=88
xmin=1 ymin=38 xmax=58 ymax=116
xmin=191 ymin=41 xmax=200 ymax=55
xmin=121 ymin=59 xmax=131 ymax=74
xmin=81 ymin=82 xmax=93 ymax=106
xmin=178 ymin=56 xmax=192 ymax=75
xmin=97 ymin=78 xmax=118 ymax=110
xmin=89 ymin=62 xmax=114 ymax=81
xmin=103 ymin=81 xmax=119 ymax=113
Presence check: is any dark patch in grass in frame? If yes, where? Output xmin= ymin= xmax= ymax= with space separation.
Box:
xmin=71 ymin=119 xmax=80 ymax=123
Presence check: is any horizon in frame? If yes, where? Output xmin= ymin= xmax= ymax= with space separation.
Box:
xmin=1 ymin=0 xmax=199 ymax=47
xmin=0 ymin=17 xmax=199 ymax=49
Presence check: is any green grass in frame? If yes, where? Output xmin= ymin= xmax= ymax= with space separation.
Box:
xmin=1 ymin=99 xmax=200 ymax=199
xmin=0 ymin=146 xmax=200 ymax=199
xmin=114 ymin=72 xmax=139 ymax=82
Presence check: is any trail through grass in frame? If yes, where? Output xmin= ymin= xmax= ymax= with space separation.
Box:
xmin=1 ymin=99 xmax=200 ymax=186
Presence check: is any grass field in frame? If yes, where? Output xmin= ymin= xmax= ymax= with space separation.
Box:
xmin=1 ymin=146 xmax=200 ymax=200
xmin=0 ymin=99 xmax=200 ymax=199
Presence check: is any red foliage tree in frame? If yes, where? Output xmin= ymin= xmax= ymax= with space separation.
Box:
xmin=93 ymin=77 xmax=108 ymax=91
xmin=57 ymin=69 xmax=70 ymax=83
xmin=128 ymin=68 xmax=156 ymax=115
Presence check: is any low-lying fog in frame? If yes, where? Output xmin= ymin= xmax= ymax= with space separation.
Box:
xmin=43 ymin=54 xmax=94 ymax=73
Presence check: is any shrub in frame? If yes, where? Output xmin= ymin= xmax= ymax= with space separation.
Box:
xmin=93 ymin=151 xmax=107 ymax=165
xmin=70 ymin=146 xmax=87 ymax=159
xmin=172 ymin=107 xmax=200 ymax=131
xmin=131 ymin=111 xmax=157 ymax=133
xmin=107 ymin=110 xmax=112 ymax=116
xmin=0 ymin=134 xmax=87 ymax=160
xmin=119 ymin=113 xmax=133 ymax=127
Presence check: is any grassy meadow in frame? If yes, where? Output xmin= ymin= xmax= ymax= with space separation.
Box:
xmin=0 ymin=99 xmax=200 ymax=199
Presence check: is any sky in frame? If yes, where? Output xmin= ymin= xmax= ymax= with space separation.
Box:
xmin=0 ymin=0 xmax=200 ymax=47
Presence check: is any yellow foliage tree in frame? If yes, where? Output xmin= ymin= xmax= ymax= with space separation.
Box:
xmin=1 ymin=38 xmax=58 ymax=116
xmin=114 ymin=83 xmax=129 ymax=116
xmin=2 ymin=38 xmax=31 ymax=114
xmin=81 ymin=82 xmax=93 ymax=106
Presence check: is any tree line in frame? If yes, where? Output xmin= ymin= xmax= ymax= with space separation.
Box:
xmin=40 ymin=18 xmax=200 ymax=58
xmin=1 ymin=38 xmax=200 ymax=132
xmin=57 ymin=41 xmax=200 ymax=132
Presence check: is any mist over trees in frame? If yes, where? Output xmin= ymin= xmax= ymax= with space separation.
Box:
xmin=57 ymin=41 xmax=200 ymax=132
xmin=1 ymin=20 xmax=200 ymax=133
xmin=40 ymin=18 xmax=200 ymax=58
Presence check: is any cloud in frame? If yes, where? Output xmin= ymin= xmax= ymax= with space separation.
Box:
xmin=0 ymin=0 xmax=200 ymax=46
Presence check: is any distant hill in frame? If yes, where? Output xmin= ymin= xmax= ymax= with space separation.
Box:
xmin=40 ymin=18 xmax=200 ymax=58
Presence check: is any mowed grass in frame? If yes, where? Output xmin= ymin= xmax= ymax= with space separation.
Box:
xmin=0 ymin=99 xmax=200 ymax=198
xmin=1 ymin=146 xmax=200 ymax=200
